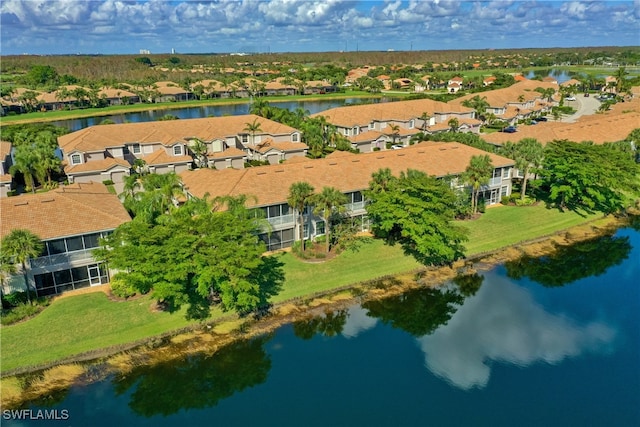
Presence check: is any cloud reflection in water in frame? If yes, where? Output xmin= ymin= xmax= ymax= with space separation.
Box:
xmin=417 ymin=275 xmax=616 ymax=390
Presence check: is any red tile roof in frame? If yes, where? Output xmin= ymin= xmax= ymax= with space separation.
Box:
xmin=1 ymin=182 xmax=131 ymax=240
xmin=180 ymin=142 xmax=514 ymax=208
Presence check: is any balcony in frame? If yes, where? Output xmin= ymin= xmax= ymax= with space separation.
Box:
xmin=345 ymin=201 xmax=366 ymax=212
xmin=30 ymin=249 xmax=94 ymax=269
xmin=266 ymin=214 xmax=295 ymax=227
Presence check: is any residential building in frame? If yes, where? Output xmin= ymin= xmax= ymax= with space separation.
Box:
xmin=180 ymin=142 xmax=514 ymax=251
xmin=311 ymin=98 xmax=478 ymax=152
xmin=57 ymin=114 xmax=305 ymax=192
xmin=1 ymin=140 xmax=13 ymax=197
xmin=449 ymin=80 xmax=557 ymax=124
xmin=0 ymin=182 xmax=131 ymax=296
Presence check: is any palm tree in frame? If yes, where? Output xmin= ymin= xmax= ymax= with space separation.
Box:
xmin=0 ymin=229 xmax=44 ymax=304
xmin=244 ymin=118 xmax=263 ymax=147
xmin=188 ymin=138 xmax=208 ymax=168
xmin=387 ymin=123 xmax=400 ymax=146
xmin=9 ymin=145 xmax=38 ymax=193
xmin=420 ymin=112 xmax=431 ymax=131
xmin=447 ymin=118 xmax=460 ymax=132
xmin=311 ymin=187 xmax=348 ymax=253
xmin=463 ymin=155 xmax=494 ymax=214
xmin=513 ymin=138 xmax=544 ymax=200
xmin=614 ymin=67 xmax=629 ymax=94
xmin=369 ymin=168 xmax=395 ymax=193
xmin=461 ymin=95 xmax=489 ymax=121
xmin=287 ymin=182 xmax=315 ymax=252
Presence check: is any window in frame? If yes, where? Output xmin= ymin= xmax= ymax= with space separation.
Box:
xmin=501 ymin=186 xmax=508 ymax=198
xmin=47 ymin=239 xmax=66 ymax=255
xmin=173 ymin=145 xmax=183 ymax=156
xmin=131 ymin=144 xmax=141 ymax=154
xmin=409 ymin=119 xmax=415 ymax=128
xmin=292 ymin=133 xmax=299 ymax=142
xmin=83 ymin=233 xmax=101 ymax=249
xmin=241 ymin=135 xmax=248 ymax=143
xmin=266 ymin=203 xmax=290 ymax=218
xmin=66 ymin=236 xmax=84 ymax=252
xmin=493 ymin=169 xmax=501 ymax=179
xmin=353 ymin=127 xmax=359 ymax=135
xmin=502 ymin=168 xmax=510 ymax=179
xmin=303 ymin=223 xmax=309 ymax=239
xmin=368 ymin=123 xmax=374 ymax=130
xmin=316 ymin=221 xmax=325 ymax=235
xmin=351 ymin=191 xmax=363 ymax=203
xmin=70 ymin=154 xmax=82 ymax=165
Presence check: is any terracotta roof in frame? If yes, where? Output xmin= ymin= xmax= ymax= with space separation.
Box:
xmin=142 ymin=150 xmax=193 ymax=166
xmin=207 ymin=147 xmax=247 ymax=159
xmin=311 ymin=98 xmax=472 ymax=127
xmin=180 ymin=142 xmax=514 ymax=208
xmin=450 ymin=80 xmax=557 ymax=109
xmin=482 ymin=112 xmax=640 ymax=146
xmin=58 ymin=115 xmax=299 ymax=154
xmin=64 ymin=157 xmax=131 ymax=174
xmin=0 ymin=182 xmax=131 ymax=240
xmin=1 ymin=141 xmax=11 ymax=158
xmin=254 ymin=140 xmax=308 ymax=154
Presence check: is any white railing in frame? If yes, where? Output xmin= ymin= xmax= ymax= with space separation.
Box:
xmin=345 ymin=201 xmax=366 ymax=212
xmin=30 ymin=249 xmax=94 ymax=269
xmin=489 ymin=177 xmax=502 ymax=186
xmin=266 ymin=214 xmax=295 ymax=227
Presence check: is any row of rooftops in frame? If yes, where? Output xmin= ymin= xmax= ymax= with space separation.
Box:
xmin=1 ymin=142 xmax=514 ymax=243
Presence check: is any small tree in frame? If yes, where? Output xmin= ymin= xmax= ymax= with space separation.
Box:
xmin=287 ymin=182 xmax=315 ymax=252
xmin=0 ymin=229 xmax=44 ymax=304
xmin=311 ymin=187 xmax=348 ymax=253
xmin=463 ymin=155 xmax=494 ymax=214
xmin=244 ymin=118 xmax=263 ymax=147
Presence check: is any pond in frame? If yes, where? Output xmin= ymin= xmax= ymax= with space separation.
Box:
xmin=51 ymin=97 xmax=399 ymax=132
xmin=6 ymin=226 xmax=640 ymax=426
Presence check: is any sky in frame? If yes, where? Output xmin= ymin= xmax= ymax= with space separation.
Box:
xmin=1 ymin=0 xmax=638 ymax=55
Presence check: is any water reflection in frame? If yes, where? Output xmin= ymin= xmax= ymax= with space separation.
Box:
xmin=112 ymin=334 xmax=273 ymax=417
xmin=504 ymin=234 xmax=631 ymax=287
xmin=417 ymin=274 xmax=616 ymax=390
xmin=362 ymin=286 xmax=466 ymax=337
xmin=52 ymin=97 xmax=397 ymax=131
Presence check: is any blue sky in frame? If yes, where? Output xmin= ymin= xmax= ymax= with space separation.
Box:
xmin=1 ymin=1 xmax=638 ymax=55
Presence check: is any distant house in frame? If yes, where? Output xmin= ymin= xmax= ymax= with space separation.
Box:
xmin=0 ymin=182 xmax=131 ymax=296
xmin=154 ymin=81 xmax=194 ymax=102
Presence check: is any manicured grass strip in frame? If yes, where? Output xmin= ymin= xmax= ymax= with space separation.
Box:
xmin=1 ymin=204 xmax=604 ymax=373
xmin=460 ymin=204 xmax=603 ymax=255
xmin=274 ymin=239 xmax=421 ymax=302
xmin=0 ymin=294 xmax=196 ymax=372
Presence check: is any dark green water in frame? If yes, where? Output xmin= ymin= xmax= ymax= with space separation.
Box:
xmin=7 ymin=227 xmax=640 ymax=426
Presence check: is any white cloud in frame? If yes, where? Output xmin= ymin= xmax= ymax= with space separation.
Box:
xmin=341 ymin=306 xmax=378 ymax=339
xmin=0 ymin=1 xmax=638 ymax=54
xmin=417 ymin=275 xmax=617 ymax=390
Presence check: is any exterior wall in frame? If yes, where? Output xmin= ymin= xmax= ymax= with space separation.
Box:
xmin=3 ymin=231 xmax=114 ymax=297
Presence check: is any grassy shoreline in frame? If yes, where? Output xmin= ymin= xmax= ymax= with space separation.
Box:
xmin=0 ymin=91 xmax=401 ymax=126
xmin=1 ymin=205 xmax=631 ymax=409
xmin=0 ymin=204 xmax=616 ymax=377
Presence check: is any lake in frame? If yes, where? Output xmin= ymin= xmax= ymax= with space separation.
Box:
xmin=6 ymin=226 xmax=640 ymax=426
xmin=52 ymin=97 xmax=398 ymax=132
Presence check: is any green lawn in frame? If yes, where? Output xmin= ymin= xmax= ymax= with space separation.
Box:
xmin=0 ymin=204 xmax=608 ymax=373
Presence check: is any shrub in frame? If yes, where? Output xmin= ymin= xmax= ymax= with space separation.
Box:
xmin=102 ymin=179 xmax=114 ymax=186
xmin=109 ymin=274 xmax=138 ymax=298
xmin=2 ymin=290 xmax=39 ymax=308
xmin=0 ymin=303 xmax=45 ymax=325
xmin=501 ymin=196 xmax=511 ymax=205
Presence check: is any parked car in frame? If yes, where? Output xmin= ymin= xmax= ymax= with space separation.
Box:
xmin=502 ymin=126 xmax=517 ymax=133
xmin=537 ymin=117 xmax=548 ymax=122
xmin=391 ymin=145 xmax=404 ymax=150
xmin=565 ymin=96 xmax=576 ymax=101
xmin=584 ymin=93 xmax=589 ymax=97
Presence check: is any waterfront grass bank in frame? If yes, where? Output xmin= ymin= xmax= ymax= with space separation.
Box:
xmin=0 ymin=204 xmax=611 ymax=375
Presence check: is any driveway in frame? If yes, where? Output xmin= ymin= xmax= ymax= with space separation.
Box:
xmin=560 ymin=93 xmax=600 ymax=123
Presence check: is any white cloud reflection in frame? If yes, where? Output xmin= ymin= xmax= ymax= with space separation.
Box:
xmin=417 ymin=276 xmax=616 ymax=390
xmin=341 ymin=305 xmax=377 ymax=339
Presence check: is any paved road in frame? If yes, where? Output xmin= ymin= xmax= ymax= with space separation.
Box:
xmin=561 ymin=93 xmax=601 ymax=123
